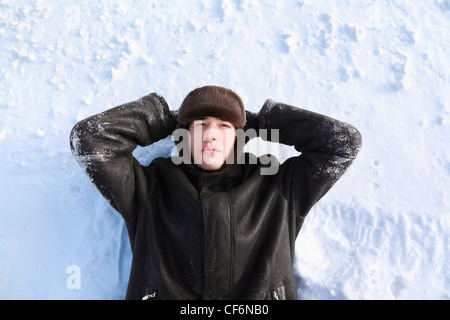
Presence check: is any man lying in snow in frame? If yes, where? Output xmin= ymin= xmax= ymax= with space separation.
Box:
xmin=70 ymin=85 xmax=362 ymax=300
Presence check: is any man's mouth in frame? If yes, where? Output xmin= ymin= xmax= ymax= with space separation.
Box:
xmin=202 ymin=145 xmax=220 ymax=153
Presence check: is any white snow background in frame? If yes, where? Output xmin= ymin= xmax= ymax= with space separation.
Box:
xmin=1 ymin=0 xmax=449 ymax=299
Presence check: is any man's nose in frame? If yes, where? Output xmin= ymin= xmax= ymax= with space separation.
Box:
xmin=203 ymin=127 xmax=219 ymax=141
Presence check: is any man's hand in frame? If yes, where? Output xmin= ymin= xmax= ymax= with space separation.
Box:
xmin=244 ymin=110 xmax=259 ymax=131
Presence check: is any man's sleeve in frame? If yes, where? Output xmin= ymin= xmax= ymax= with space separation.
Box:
xmin=69 ymin=93 xmax=177 ymax=223
xmin=259 ymin=99 xmax=362 ymax=234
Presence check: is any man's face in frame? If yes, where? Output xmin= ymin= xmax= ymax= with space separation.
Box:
xmin=188 ymin=117 xmax=236 ymax=171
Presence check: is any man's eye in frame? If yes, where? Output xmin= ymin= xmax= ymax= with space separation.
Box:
xmin=220 ymin=123 xmax=231 ymax=128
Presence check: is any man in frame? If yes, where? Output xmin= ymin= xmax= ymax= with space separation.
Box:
xmin=70 ymin=85 xmax=361 ymax=299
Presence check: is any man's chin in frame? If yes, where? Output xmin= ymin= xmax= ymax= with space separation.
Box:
xmin=196 ymin=160 xmax=224 ymax=171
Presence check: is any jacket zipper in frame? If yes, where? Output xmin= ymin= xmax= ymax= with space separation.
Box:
xmin=272 ymin=290 xmax=280 ymax=300
xmin=142 ymin=291 xmax=156 ymax=300
xmin=142 ymin=284 xmax=157 ymax=300
xmin=271 ymin=284 xmax=286 ymax=300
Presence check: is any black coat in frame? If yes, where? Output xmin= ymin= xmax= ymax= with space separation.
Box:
xmin=70 ymin=93 xmax=362 ymax=300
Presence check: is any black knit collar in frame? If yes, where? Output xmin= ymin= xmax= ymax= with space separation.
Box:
xmin=180 ymin=162 xmax=242 ymax=193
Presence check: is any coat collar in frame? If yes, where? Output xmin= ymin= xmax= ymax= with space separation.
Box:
xmin=180 ymin=162 xmax=242 ymax=192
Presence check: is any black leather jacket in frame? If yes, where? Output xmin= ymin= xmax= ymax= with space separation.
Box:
xmin=70 ymin=93 xmax=361 ymax=300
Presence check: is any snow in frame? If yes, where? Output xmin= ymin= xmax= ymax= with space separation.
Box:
xmin=1 ymin=0 xmax=449 ymax=300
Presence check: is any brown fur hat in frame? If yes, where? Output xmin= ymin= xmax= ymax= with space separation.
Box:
xmin=178 ymin=85 xmax=246 ymax=128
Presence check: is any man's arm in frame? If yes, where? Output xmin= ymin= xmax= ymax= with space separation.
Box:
xmin=70 ymin=93 xmax=177 ymax=223
xmin=255 ymin=99 xmax=362 ymax=231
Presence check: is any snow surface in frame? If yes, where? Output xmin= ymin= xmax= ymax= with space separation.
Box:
xmin=1 ymin=0 xmax=449 ymax=300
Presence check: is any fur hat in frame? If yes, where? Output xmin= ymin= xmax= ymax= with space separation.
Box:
xmin=178 ymin=85 xmax=246 ymax=128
